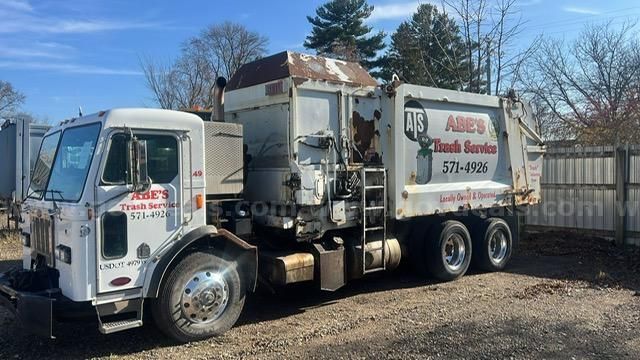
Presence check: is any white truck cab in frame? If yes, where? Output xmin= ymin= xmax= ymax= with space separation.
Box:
xmin=2 ymin=108 xmax=256 ymax=341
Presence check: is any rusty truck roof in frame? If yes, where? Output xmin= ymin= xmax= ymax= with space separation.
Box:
xmin=226 ymin=51 xmax=378 ymax=91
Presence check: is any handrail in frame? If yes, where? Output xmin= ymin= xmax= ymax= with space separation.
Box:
xmin=182 ymin=133 xmax=194 ymax=225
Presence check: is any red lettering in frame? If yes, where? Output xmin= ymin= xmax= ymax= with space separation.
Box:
xmin=477 ymin=119 xmax=486 ymax=134
xmin=433 ymin=138 xmax=461 ymax=153
xmin=455 ymin=116 xmax=466 ymax=132
xmin=464 ymin=140 xmax=497 ymax=154
xmin=446 ymin=115 xmax=456 ymax=132
xmin=130 ymin=189 xmax=170 ymax=201
xmin=466 ymin=117 xmax=475 ymax=133
xmin=445 ymin=114 xmax=489 ymax=134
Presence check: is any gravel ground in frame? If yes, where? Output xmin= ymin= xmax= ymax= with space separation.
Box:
xmin=0 ymin=222 xmax=639 ymax=359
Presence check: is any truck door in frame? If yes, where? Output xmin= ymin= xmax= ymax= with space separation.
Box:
xmin=95 ymin=131 xmax=182 ymax=293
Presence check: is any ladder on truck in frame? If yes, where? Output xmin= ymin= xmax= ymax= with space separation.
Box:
xmin=361 ymin=167 xmax=387 ymax=274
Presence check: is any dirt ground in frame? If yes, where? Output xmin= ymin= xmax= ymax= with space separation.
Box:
xmin=0 ymin=221 xmax=639 ymax=359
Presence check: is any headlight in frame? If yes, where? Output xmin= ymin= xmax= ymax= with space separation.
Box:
xmin=55 ymin=245 xmax=72 ymax=264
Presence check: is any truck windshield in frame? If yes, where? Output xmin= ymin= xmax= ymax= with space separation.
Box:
xmin=45 ymin=123 xmax=102 ymax=202
xmin=29 ymin=123 xmax=101 ymax=202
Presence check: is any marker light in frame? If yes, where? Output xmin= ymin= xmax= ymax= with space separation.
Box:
xmin=196 ymin=194 xmax=204 ymax=209
xmin=110 ymin=277 xmax=132 ymax=287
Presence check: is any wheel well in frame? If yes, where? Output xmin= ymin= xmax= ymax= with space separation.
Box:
xmin=146 ymin=227 xmax=257 ymax=298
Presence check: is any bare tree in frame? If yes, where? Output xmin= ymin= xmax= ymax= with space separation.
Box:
xmin=0 ymin=80 xmax=25 ymax=118
xmin=521 ymin=22 xmax=640 ymax=144
xmin=196 ymin=22 xmax=269 ymax=79
xmin=141 ymin=59 xmax=179 ymax=110
xmin=441 ymin=0 xmax=535 ymax=95
xmin=142 ymin=22 xmax=268 ymax=110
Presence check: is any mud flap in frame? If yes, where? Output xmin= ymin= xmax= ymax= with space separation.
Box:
xmin=16 ymin=292 xmax=55 ymax=339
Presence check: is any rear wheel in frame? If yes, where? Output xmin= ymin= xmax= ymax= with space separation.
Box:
xmin=426 ymin=220 xmax=472 ymax=281
xmin=152 ymin=251 xmax=245 ymax=343
xmin=472 ymin=218 xmax=513 ymax=271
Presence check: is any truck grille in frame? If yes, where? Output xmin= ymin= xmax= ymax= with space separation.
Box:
xmin=31 ymin=216 xmax=54 ymax=266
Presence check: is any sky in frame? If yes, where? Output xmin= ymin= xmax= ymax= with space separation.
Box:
xmin=1 ymin=0 xmax=639 ymax=122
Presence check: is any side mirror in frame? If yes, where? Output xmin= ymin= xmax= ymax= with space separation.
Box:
xmin=130 ymin=137 xmax=151 ymax=193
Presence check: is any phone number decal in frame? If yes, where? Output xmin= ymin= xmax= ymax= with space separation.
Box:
xmin=442 ymin=160 xmax=489 ymax=174
xmin=129 ymin=210 xmax=171 ymax=221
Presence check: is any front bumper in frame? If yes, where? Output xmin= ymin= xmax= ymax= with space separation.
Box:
xmin=0 ymin=269 xmax=58 ymax=339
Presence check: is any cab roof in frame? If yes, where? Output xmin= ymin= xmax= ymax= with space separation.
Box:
xmin=48 ymin=108 xmax=203 ymax=135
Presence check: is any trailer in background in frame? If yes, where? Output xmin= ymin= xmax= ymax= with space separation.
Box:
xmin=0 ymin=118 xmax=50 ymax=228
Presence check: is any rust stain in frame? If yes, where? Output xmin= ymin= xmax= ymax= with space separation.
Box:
xmin=228 ymin=51 xmax=378 ymax=91
xmin=351 ymin=110 xmax=381 ymax=163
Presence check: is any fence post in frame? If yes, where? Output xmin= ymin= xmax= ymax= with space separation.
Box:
xmin=615 ymin=146 xmax=627 ymax=247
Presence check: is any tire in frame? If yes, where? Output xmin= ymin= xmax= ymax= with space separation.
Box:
xmin=152 ymin=251 xmax=245 ymax=343
xmin=472 ymin=218 xmax=513 ymax=272
xmin=425 ymin=220 xmax=472 ymax=281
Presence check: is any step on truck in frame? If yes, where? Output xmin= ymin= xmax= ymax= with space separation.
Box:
xmin=0 ymin=51 xmax=544 ymax=342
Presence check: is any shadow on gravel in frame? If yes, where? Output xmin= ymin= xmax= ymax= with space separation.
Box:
xmin=0 ymin=316 xmax=179 ymax=360
xmin=506 ymin=231 xmax=640 ymax=292
xmin=237 ymin=268 xmax=437 ymax=326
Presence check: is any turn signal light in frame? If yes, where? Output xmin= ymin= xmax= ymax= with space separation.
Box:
xmin=196 ymin=194 xmax=204 ymax=209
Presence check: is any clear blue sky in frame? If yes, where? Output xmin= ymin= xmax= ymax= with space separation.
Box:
xmin=1 ymin=0 xmax=638 ymax=122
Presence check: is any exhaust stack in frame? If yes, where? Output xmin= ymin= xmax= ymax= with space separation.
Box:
xmin=212 ymin=76 xmax=227 ymax=121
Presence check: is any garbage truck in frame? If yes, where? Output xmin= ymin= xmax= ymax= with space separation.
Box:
xmin=0 ymin=51 xmax=544 ymax=342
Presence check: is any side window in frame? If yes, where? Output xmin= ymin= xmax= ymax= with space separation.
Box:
xmin=144 ymin=135 xmax=179 ymax=184
xmin=102 ymin=212 xmax=128 ymax=259
xmin=102 ymin=134 xmax=129 ymax=185
xmin=102 ymin=133 xmax=179 ymax=185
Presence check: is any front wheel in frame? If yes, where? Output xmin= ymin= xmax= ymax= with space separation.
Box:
xmin=426 ymin=220 xmax=472 ymax=281
xmin=152 ymin=251 xmax=245 ymax=343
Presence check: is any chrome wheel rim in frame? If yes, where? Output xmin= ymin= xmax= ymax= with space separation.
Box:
xmin=181 ymin=271 xmax=229 ymax=324
xmin=443 ymin=233 xmax=466 ymax=271
xmin=488 ymin=230 xmax=508 ymax=263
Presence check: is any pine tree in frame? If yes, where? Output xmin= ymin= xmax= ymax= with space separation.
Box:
xmin=379 ymin=4 xmax=468 ymax=89
xmin=304 ymin=0 xmax=385 ymax=69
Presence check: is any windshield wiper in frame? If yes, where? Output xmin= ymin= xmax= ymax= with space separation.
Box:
xmin=46 ymin=189 xmax=66 ymax=202
xmin=46 ymin=189 xmax=66 ymax=214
